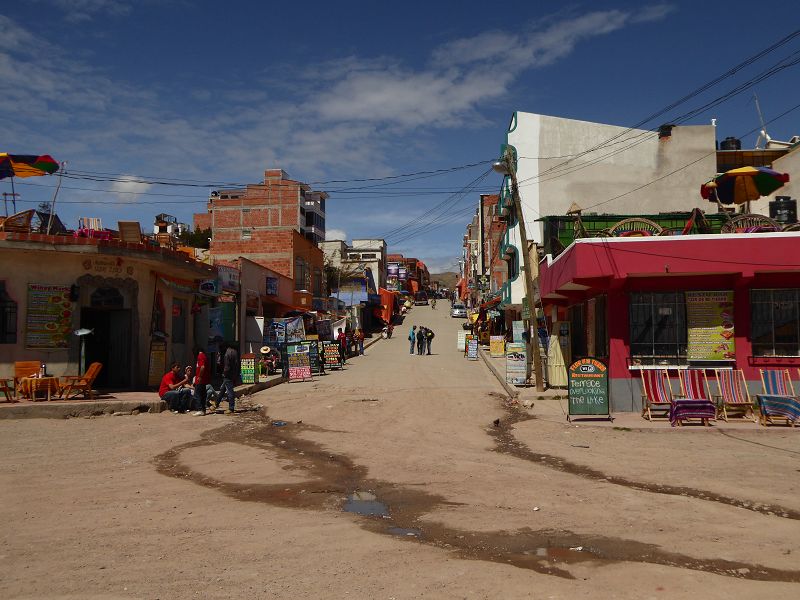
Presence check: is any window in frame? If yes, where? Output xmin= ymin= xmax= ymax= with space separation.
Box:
xmin=313 ymin=268 xmax=322 ymax=297
xmin=629 ymin=292 xmax=687 ymax=365
xmin=0 ymin=282 xmax=17 ymax=344
xmin=295 ymin=258 xmax=308 ymax=291
xmin=361 ymin=253 xmax=376 ymax=259
xmin=751 ymin=289 xmax=800 ymax=356
xmin=172 ymin=298 xmax=187 ymax=344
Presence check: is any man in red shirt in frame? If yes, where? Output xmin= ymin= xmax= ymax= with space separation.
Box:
xmin=159 ymin=362 xmax=192 ymax=413
xmin=191 ymin=347 xmax=211 ymax=416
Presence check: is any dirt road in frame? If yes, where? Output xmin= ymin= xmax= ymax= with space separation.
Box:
xmin=2 ymin=304 xmax=799 ymax=598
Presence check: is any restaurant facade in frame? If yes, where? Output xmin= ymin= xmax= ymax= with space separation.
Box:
xmin=0 ymin=232 xmax=217 ymax=389
xmin=538 ymin=232 xmax=800 ymax=411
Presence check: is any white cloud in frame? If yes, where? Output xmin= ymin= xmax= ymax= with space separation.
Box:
xmin=325 ymin=228 xmax=348 ymax=241
xmin=36 ymin=0 xmax=132 ymax=23
xmin=109 ymin=176 xmax=152 ymax=203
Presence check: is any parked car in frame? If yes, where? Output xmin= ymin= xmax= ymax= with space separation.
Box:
xmin=450 ymin=303 xmax=467 ymax=318
xmin=414 ymin=292 xmax=429 ymax=306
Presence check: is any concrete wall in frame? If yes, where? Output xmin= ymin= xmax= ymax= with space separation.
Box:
xmin=750 ymin=145 xmax=800 ymax=216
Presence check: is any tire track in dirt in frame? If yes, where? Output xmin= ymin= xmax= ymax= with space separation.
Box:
xmin=153 ymin=410 xmax=800 ymax=583
xmin=491 ymin=404 xmax=800 ymax=521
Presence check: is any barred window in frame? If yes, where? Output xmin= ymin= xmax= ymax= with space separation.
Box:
xmin=0 ymin=282 xmax=17 ymax=344
xmin=629 ymin=292 xmax=687 ymax=365
xmin=751 ymin=289 xmax=800 ymax=356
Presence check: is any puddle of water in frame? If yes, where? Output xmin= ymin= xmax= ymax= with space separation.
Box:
xmin=343 ymin=491 xmax=389 ymax=517
xmin=388 ymin=527 xmax=422 ymax=538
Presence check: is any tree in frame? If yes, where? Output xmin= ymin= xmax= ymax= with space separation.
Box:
xmin=37 ymin=202 xmax=51 ymax=214
xmin=323 ymin=256 xmax=367 ymax=297
xmin=178 ymin=227 xmax=212 ymax=249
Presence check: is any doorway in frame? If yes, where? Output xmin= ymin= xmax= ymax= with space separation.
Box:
xmin=80 ymin=287 xmax=132 ymax=388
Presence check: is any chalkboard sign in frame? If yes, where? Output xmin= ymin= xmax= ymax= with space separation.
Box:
xmin=466 ymin=336 xmax=478 ymax=361
xmin=240 ymin=353 xmax=256 ymax=385
xmin=322 ymin=341 xmax=343 ymax=369
xmin=567 ymin=357 xmax=611 ymax=421
xmin=301 ymin=340 xmax=324 ymax=375
xmin=286 ymin=343 xmax=312 ymax=381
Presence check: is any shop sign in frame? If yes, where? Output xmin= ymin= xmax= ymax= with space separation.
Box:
xmin=198 ymin=279 xmax=220 ymax=296
xmin=466 ymin=335 xmax=478 ymax=360
xmin=521 ymin=297 xmax=530 ymax=319
xmin=398 ymin=267 xmax=407 ymax=280
xmin=567 ymin=358 xmax=610 ymax=421
xmin=265 ymin=276 xmax=278 ymax=296
xmin=25 ymin=283 xmax=72 ymax=349
xmin=457 ymin=330 xmax=466 ymax=351
xmin=217 ymin=265 xmax=240 ymax=292
xmin=512 ymin=320 xmax=524 ymax=343
xmin=147 ymin=340 xmax=167 ymax=387
xmin=81 ymin=256 xmax=134 ymax=276
xmin=686 ymin=291 xmax=735 ymax=361
xmin=322 ymin=340 xmax=343 ymax=369
xmin=240 ymin=353 xmax=256 ymax=384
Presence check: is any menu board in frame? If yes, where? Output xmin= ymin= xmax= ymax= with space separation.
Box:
xmin=490 ymin=336 xmax=505 ymax=358
xmin=506 ymin=342 xmax=527 ymax=385
xmin=457 ymin=330 xmax=466 ymax=351
xmin=686 ymin=291 xmax=735 ymax=361
xmin=466 ymin=336 xmax=478 ymax=360
xmin=147 ymin=340 xmax=167 ymax=387
xmin=300 ymin=341 xmax=324 ymax=375
xmin=287 ymin=343 xmax=312 ymax=380
xmin=26 ymin=284 xmax=72 ymax=349
xmin=512 ymin=320 xmax=524 ymax=343
xmin=322 ymin=341 xmax=343 ymax=369
xmin=567 ymin=357 xmax=610 ymax=420
xmin=240 ymin=353 xmax=256 ymax=384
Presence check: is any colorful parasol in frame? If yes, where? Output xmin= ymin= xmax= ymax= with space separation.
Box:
xmin=700 ymin=166 xmax=790 ymax=205
xmin=0 ymin=153 xmax=59 ymax=179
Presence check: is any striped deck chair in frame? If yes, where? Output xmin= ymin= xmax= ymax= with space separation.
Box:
xmin=758 ymin=369 xmax=799 ymax=427
xmin=714 ymin=369 xmax=754 ymax=422
xmin=639 ymin=369 xmax=672 ymax=421
xmin=673 ymin=369 xmax=716 ymax=426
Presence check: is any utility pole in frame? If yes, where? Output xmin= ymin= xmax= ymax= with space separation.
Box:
xmin=2 ymin=192 xmax=20 ymax=216
xmin=493 ymin=150 xmax=545 ymax=392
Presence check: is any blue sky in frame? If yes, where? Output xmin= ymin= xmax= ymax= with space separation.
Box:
xmin=3 ymin=1 xmax=800 ymax=272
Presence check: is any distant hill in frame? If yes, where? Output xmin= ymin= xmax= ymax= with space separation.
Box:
xmin=430 ymin=271 xmax=459 ymax=289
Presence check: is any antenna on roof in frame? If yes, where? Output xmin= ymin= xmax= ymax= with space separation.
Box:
xmin=753 ymin=93 xmax=771 ymax=149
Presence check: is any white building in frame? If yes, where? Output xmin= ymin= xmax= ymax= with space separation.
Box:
xmin=498 ymin=111 xmax=717 ymax=306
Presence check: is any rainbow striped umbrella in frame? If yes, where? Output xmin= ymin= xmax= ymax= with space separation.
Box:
xmin=0 ymin=153 xmax=59 ymax=179
xmin=701 ymin=166 xmax=789 ymax=205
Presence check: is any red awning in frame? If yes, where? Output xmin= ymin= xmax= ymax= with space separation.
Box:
xmin=480 ymin=296 xmax=501 ymax=310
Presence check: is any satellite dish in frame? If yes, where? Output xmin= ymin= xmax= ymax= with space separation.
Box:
xmin=74 ymin=328 xmax=94 ymax=336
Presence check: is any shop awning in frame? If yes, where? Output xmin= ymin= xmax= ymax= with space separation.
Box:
xmin=480 ymin=294 xmax=501 ymax=310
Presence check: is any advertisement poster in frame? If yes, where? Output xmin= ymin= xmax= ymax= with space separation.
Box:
xmin=686 ymin=291 xmax=735 ymax=361
xmin=490 ymin=336 xmax=505 ymax=358
xmin=285 ymin=317 xmax=306 ymax=343
xmin=505 ymin=342 xmax=527 ymax=385
xmin=287 ymin=343 xmax=312 ymax=380
xmin=264 ymin=318 xmax=287 ymax=346
xmin=25 ymin=284 xmax=72 ymax=349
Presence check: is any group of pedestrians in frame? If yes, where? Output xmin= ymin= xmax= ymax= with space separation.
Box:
xmin=158 ymin=342 xmax=239 ymax=416
xmin=408 ymin=325 xmax=435 ymax=355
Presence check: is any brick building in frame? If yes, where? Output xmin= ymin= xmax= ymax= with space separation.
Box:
xmin=194 ymin=168 xmax=326 ymax=308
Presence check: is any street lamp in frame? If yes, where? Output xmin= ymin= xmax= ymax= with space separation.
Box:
xmin=492 ymin=152 xmax=545 ymax=392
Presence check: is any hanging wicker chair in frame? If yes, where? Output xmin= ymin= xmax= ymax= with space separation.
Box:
xmin=719 ymin=214 xmax=780 ymax=234
xmin=607 ymin=217 xmax=664 ymax=237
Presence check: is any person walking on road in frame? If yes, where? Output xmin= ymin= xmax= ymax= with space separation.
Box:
xmin=417 ymin=326 xmax=426 ymax=355
xmin=431 ymin=297 xmax=436 ymax=309
xmin=355 ymin=328 xmax=365 ymax=355
xmin=191 ymin=346 xmax=210 ymax=416
xmin=426 ymin=327 xmax=435 ymax=355
xmin=215 ymin=342 xmax=238 ymax=414
xmin=408 ymin=325 xmax=416 ymax=355
xmin=337 ymin=328 xmax=348 ymax=365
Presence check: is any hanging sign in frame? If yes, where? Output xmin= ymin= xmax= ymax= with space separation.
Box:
xmin=287 ymin=343 xmax=312 ymax=381
xmin=490 ymin=335 xmax=505 ymax=358
xmin=686 ymin=291 xmax=735 ymax=361
xmin=522 ymin=297 xmax=531 ymax=319
xmin=240 ymin=353 xmax=256 ymax=385
xmin=505 ymin=342 xmax=527 ymax=385
xmin=567 ymin=357 xmax=610 ymax=421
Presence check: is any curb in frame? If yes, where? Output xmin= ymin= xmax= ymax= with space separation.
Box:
xmin=477 ymin=346 xmax=520 ymax=399
xmin=0 ymin=398 xmax=166 ymax=420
